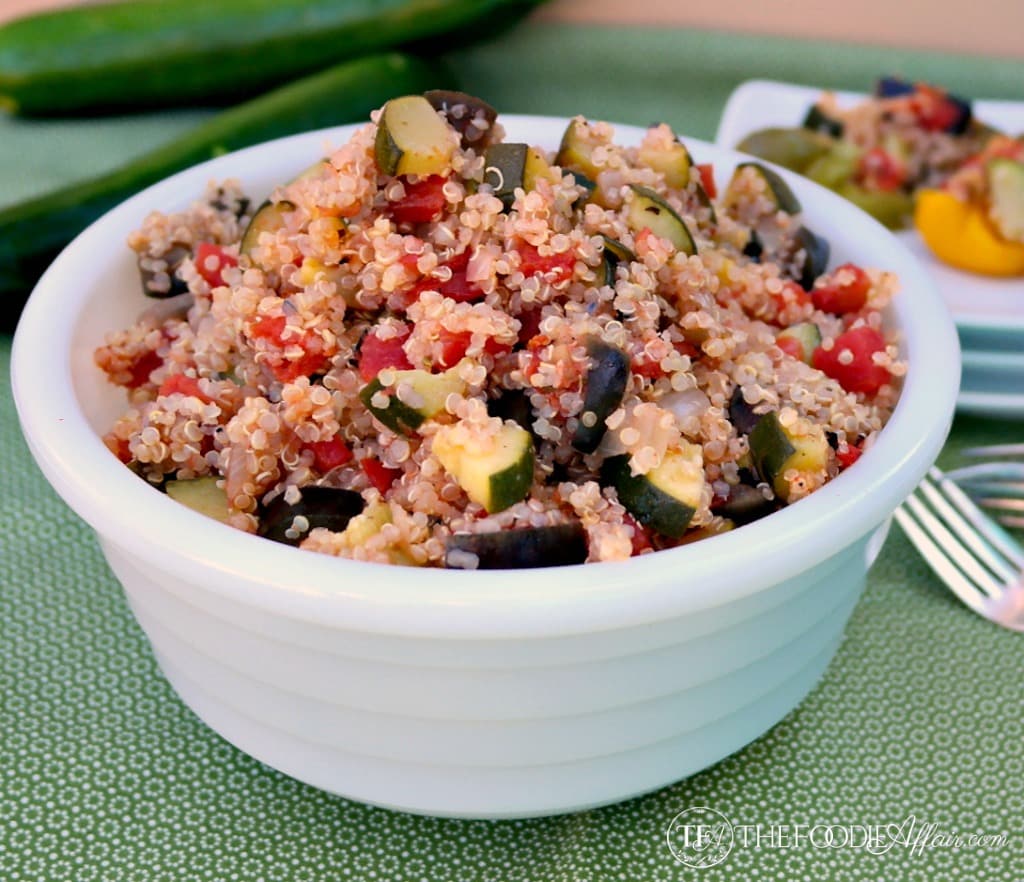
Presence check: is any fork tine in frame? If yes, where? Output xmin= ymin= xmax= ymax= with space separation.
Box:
xmin=917 ymin=476 xmax=1018 ymax=584
xmin=961 ymin=443 xmax=1024 ymax=458
xmin=893 ymin=507 xmax=992 ymax=612
xmin=959 ymin=481 xmax=1024 ymax=498
xmin=932 ymin=467 xmax=1024 ymax=570
xmin=978 ymin=497 xmax=1024 ymax=513
xmin=903 ymin=489 xmax=1007 ymax=597
xmin=944 ymin=462 xmax=1024 ymax=484
xmin=999 ymin=516 xmax=1024 ymax=529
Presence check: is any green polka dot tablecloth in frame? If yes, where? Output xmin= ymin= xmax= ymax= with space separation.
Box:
xmin=3 ymin=22 xmax=1024 ymax=881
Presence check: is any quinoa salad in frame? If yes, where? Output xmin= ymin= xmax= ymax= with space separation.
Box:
xmin=95 ymin=91 xmax=905 ymax=569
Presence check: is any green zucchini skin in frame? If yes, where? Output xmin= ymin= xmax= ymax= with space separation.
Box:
xmin=0 ymin=0 xmax=542 ymax=116
xmin=0 ymin=53 xmax=449 ymax=331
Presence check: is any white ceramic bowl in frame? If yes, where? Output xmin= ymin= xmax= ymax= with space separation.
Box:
xmin=12 ymin=116 xmax=959 ymax=819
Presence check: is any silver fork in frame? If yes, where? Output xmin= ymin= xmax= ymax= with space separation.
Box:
xmin=945 ymin=443 xmax=1024 ymax=529
xmin=894 ymin=466 xmax=1024 ymax=632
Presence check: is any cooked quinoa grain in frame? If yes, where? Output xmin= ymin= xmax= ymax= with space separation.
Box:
xmin=96 ymin=96 xmax=905 ymax=569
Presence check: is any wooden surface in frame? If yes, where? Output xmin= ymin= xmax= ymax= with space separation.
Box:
xmin=2 ymin=0 xmax=1022 ymax=59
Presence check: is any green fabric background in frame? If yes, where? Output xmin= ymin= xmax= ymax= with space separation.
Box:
xmin=2 ymin=20 xmax=1023 ymax=881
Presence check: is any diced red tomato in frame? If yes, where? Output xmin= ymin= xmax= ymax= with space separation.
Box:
xmin=856 ymin=147 xmax=906 ymax=192
xmin=436 ymin=329 xmax=472 ymax=371
xmin=911 ymin=84 xmax=962 ymax=132
xmin=126 ymin=349 xmax=162 ymax=389
xmin=696 ymin=163 xmax=717 ymax=199
xmin=358 ymin=325 xmax=413 ymax=382
xmin=771 ymin=280 xmax=813 ymax=316
xmin=110 ymin=435 xmax=132 ymax=464
xmin=812 ymin=326 xmax=892 ymax=395
xmin=836 ymin=441 xmax=863 ymax=468
xmin=517 ymin=242 xmax=575 ymax=282
xmin=673 ymin=339 xmax=700 ymax=359
xmin=623 ymin=513 xmax=653 ymax=556
xmin=307 ymin=435 xmax=354 ymax=472
xmin=158 ymin=373 xmax=212 ymax=403
xmin=194 ymin=242 xmax=238 ymax=288
xmin=249 ymin=315 xmax=333 ymax=383
xmin=516 ymin=308 xmax=543 ymax=347
xmin=434 ymin=329 xmax=512 ymax=371
xmin=634 ymin=361 xmax=669 ymax=380
xmin=775 ymin=335 xmax=806 ymax=361
xmin=361 ymin=457 xmax=402 ymax=494
xmin=407 ymin=249 xmax=484 ymax=304
xmin=812 ymin=263 xmax=871 ymax=315
xmin=398 ymin=250 xmax=422 ymax=272
xmin=249 ymin=315 xmax=287 ymax=343
xmin=390 ymin=175 xmax=448 ymax=225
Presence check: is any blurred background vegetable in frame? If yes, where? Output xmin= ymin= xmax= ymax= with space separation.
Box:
xmin=0 ymin=0 xmax=544 ymax=115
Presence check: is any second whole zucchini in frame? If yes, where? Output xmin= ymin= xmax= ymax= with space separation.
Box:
xmin=0 ymin=0 xmax=544 ymax=116
xmin=0 ymin=53 xmax=450 ymax=331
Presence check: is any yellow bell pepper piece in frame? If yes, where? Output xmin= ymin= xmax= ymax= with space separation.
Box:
xmin=914 ymin=189 xmax=1024 ymax=277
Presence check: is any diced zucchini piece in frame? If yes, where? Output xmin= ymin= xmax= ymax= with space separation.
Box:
xmin=793 ymin=224 xmax=831 ymax=290
xmin=603 ymin=441 xmax=704 ymax=538
xmin=693 ymin=176 xmax=717 ymax=223
xmin=258 ymin=486 xmax=364 ymax=546
xmin=166 ymin=476 xmax=230 ymax=524
xmin=802 ymin=105 xmax=844 ymax=138
xmin=736 ymin=127 xmax=834 ymax=174
xmin=805 ymin=141 xmax=861 ymax=190
xmin=289 ymin=158 xmax=332 ymax=184
xmin=241 ymin=199 xmax=296 ymax=260
xmin=834 ymin=182 xmax=914 ymax=230
xmin=296 ymin=256 xmax=343 ymax=287
xmin=375 ymin=94 xmax=455 ymax=177
xmin=776 ymin=322 xmax=822 ymax=363
xmin=597 ymin=235 xmax=635 ymax=285
xmin=748 ymin=411 xmax=829 ymax=500
xmin=572 ymin=338 xmax=631 ymax=454
xmin=881 ymin=133 xmax=911 ymax=168
xmin=638 ymin=135 xmax=694 ymax=190
xmin=555 ymin=117 xmax=601 ymax=180
xmin=318 ymin=500 xmax=416 ymax=566
xmin=986 ymin=158 xmax=1024 ymax=242
xmin=626 ymin=185 xmax=697 ymax=255
xmin=445 ymin=523 xmax=588 ymax=569
xmin=524 ymin=146 xmax=558 ymax=190
xmin=433 ymin=420 xmax=535 ymax=513
xmin=601 ymin=235 xmax=635 ymax=264
xmin=572 ymin=172 xmax=598 ymax=202
xmin=727 ymin=162 xmax=802 ymax=215
xmin=483 ymin=142 xmax=528 ymax=210
xmin=340 ymin=500 xmax=392 ymax=546
xmin=360 ymin=364 xmax=467 ymax=435
xmin=423 ymin=90 xmax=498 ymax=148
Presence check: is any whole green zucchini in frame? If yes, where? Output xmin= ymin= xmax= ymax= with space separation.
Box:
xmin=0 ymin=52 xmax=450 ymax=330
xmin=0 ymin=0 xmax=541 ymax=116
